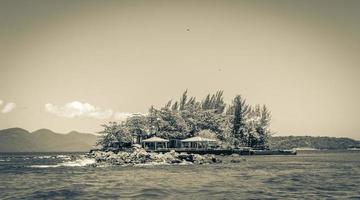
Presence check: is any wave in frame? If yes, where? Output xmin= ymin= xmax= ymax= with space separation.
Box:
xmin=55 ymin=155 xmax=72 ymax=160
xmin=134 ymin=161 xmax=193 ymax=167
xmin=30 ymin=158 xmax=95 ymax=168
xmin=31 ymin=155 xmax=72 ymax=160
xmin=33 ymin=156 xmax=53 ymax=159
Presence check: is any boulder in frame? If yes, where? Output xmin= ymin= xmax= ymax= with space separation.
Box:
xmin=193 ymin=154 xmax=206 ymax=164
xmin=171 ymin=159 xmax=182 ymax=164
xmin=177 ymin=153 xmax=194 ymax=162
xmin=230 ymin=157 xmax=246 ymax=163
xmin=205 ymin=154 xmax=222 ymax=163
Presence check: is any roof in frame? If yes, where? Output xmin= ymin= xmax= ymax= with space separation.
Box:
xmin=181 ymin=136 xmax=217 ymax=142
xmin=142 ymin=136 xmax=169 ymax=142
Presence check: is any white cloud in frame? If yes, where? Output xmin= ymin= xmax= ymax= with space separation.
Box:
xmin=113 ymin=112 xmax=134 ymax=121
xmin=2 ymin=102 xmax=16 ymax=113
xmin=45 ymin=101 xmax=113 ymax=119
xmin=45 ymin=101 xmax=146 ymax=121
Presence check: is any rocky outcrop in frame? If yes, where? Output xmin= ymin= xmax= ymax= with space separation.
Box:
xmin=86 ymin=145 xmax=223 ymax=166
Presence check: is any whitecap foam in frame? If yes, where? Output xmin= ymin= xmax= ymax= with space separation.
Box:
xmin=30 ymin=158 xmax=96 ymax=168
xmin=59 ymin=158 xmax=96 ymax=167
xmin=34 ymin=156 xmax=53 ymax=159
xmin=30 ymin=164 xmax=59 ymax=168
xmin=55 ymin=155 xmax=71 ymax=160
xmin=134 ymin=161 xmax=193 ymax=167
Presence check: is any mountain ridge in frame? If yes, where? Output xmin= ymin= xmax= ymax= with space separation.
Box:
xmin=0 ymin=128 xmax=98 ymax=152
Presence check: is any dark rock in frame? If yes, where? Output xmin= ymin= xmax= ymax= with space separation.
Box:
xmin=177 ymin=153 xmax=194 ymax=162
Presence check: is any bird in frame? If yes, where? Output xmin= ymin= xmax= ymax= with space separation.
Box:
xmin=186 ymin=28 xmax=190 ymax=31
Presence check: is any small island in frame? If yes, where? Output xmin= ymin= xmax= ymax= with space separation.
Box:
xmin=87 ymin=90 xmax=294 ymax=166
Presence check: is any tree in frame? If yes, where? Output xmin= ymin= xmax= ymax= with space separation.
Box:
xmin=147 ymin=106 xmax=158 ymax=135
xmin=164 ymin=100 xmax=172 ymax=109
xmin=202 ymin=94 xmax=211 ymax=110
xmin=152 ymin=108 xmax=190 ymax=139
xmin=231 ymin=95 xmax=250 ymax=146
xmin=213 ymin=90 xmax=226 ymax=114
xmin=171 ymin=101 xmax=179 ymax=110
xmin=96 ymin=122 xmax=118 ymax=148
xmin=97 ymin=122 xmax=133 ymax=150
xmin=196 ymin=129 xmax=218 ymax=140
xmin=179 ymin=90 xmax=188 ymax=110
xmin=96 ymin=90 xmax=273 ymax=150
xmin=125 ymin=114 xmax=148 ymax=143
xmin=255 ymin=105 xmax=272 ymax=149
xmin=201 ymin=91 xmax=226 ymax=114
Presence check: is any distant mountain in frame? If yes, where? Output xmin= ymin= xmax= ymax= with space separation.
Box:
xmin=0 ymin=128 xmax=98 ymax=152
xmin=269 ymin=136 xmax=360 ymax=150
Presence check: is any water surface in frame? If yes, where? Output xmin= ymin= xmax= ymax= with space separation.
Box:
xmin=0 ymin=151 xmax=359 ymax=199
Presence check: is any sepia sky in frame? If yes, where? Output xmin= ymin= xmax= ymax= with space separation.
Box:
xmin=0 ymin=0 xmax=359 ymax=139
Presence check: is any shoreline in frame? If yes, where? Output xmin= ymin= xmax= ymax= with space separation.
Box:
xmin=86 ymin=146 xmax=243 ymax=167
xmin=86 ymin=145 xmax=297 ymax=167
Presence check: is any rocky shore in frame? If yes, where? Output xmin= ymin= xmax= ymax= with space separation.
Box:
xmin=86 ymin=145 xmax=245 ymax=166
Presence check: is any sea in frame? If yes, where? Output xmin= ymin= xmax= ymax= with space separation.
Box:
xmin=0 ymin=150 xmax=359 ymax=199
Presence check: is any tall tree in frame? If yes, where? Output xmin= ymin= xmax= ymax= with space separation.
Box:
xmin=179 ymin=90 xmax=188 ymax=110
xmin=232 ymin=95 xmax=250 ymax=146
xmin=201 ymin=91 xmax=225 ymax=114
xmin=256 ymin=105 xmax=272 ymax=149
xmin=214 ymin=90 xmax=226 ymax=114
xmin=164 ymin=100 xmax=172 ymax=109
xmin=171 ymin=101 xmax=179 ymax=110
xmin=147 ymin=106 xmax=157 ymax=135
xmin=201 ymin=94 xmax=211 ymax=110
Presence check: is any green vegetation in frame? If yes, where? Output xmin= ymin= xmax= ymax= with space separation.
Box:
xmin=97 ymin=90 xmax=272 ymax=150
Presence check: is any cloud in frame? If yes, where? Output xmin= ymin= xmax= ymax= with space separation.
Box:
xmin=45 ymin=101 xmax=113 ymax=119
xmin=113 ymin=112 xmax=134 ymax=121
xmin=45 ymin=101 xmax=147 ymax=121
xmin=2 ymin=102 xmax=16 ymax=113
xmin=0 ymin=99 xmax=3 ymax=106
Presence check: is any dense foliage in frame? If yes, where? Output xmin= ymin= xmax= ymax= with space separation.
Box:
xmin=97 ymin=90 xmax=272 ymax=149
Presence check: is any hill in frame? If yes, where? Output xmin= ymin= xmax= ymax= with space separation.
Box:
xmin=0 ymin=128 xmax=98 ymax=152
xmin=268 ymin=136 xmax=360 ymax=150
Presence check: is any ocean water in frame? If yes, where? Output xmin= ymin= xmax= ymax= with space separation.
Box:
xmin=0 ymin=151 xmax=359 ymax=199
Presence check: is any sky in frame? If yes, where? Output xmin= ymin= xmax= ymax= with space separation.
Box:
xmin=0 ymin=0 xmax=359 ymax=139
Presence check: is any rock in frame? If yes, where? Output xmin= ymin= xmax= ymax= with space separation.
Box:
xmin=88 ymin=148 xmax=226 ymax=166
xmin=177 ymin=153 xmax=194 ymax=162
xmin=205 ymin=154 xmax=222 ymax=163
xmin=193 ymin=154 xmax=205 ymax=164
xmin=230 ymin=157 xmax=246 ymax=163
xmin=169 ymin=150 xmax=178 ymax=157
xmin=171 ymin=159 xmax=182 ymax=164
